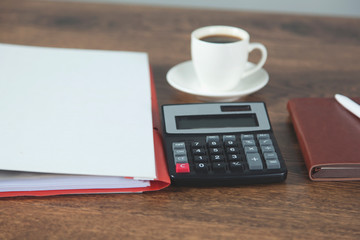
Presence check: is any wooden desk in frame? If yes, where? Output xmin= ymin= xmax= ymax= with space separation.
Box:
xmin=0 ymin=1 xmax=359 ymax=239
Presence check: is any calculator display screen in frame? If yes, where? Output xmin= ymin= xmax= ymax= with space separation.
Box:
xmin=175 ymin=114 xmax=258 ymax=130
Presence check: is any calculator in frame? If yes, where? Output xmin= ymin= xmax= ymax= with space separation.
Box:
xmin=161 ymin=102 xmax=287 ymax=186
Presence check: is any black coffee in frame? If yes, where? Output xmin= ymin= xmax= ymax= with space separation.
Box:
xmin=200 ymin=34 xmax=242 ymax=43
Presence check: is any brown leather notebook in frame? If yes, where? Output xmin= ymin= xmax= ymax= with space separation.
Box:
xmin=287 ymin=97 xmax=360 ymax=181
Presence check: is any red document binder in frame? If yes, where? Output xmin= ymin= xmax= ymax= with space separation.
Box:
xmin=0 ymin=73 xmax=170 ymax=197
xmin=287 ymin=97 xmax=360 ymax=181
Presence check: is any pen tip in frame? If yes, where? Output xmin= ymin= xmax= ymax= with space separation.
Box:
xmin=335 ymin=94 xmax=342 ymax=100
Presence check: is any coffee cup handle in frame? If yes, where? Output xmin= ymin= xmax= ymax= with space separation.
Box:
xmin=242 ymin=43 xmax=267 ymax=78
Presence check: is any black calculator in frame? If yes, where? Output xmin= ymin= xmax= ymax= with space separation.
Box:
xmin=161 ymin=102 xmax=287 ymax=186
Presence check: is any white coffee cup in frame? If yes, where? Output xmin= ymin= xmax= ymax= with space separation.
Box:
xmin=191 ymin=25 xmax=267 ymax=92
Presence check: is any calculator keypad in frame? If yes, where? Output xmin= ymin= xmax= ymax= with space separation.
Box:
xmin=171 ymin=134 xmax=281 ymax=174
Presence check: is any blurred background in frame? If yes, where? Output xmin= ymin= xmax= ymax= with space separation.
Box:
xmin=64 ymin=0 xmax=360 ymax=18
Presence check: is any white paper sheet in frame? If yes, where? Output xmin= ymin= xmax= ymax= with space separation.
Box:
xmin=0 ymin=170 xmax=150 ymax=191
xmin=0 ymin=44 xmax=156 ymax=183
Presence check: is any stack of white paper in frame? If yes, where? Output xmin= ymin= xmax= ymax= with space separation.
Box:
xmin=0 ymin=43 xmax=156 ymax=192
xmin=0 ymin=171 xmax=149 ymax=191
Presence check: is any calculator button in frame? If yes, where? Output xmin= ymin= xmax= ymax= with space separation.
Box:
xmin=206 ymin=136 xmax=220 ymax=142
xmin=242 ymin=140 xmax=256 ymax=147
xmin=176 ymin=163 xmax=190 ymax=173
xmin=172 ymin=142 xmax=185 ymax=149
xmin=244 ymin=146 xmax=258 ymax=154
xmin=229 ymin=161 xmax=244 ymax=171
xmin=224 ymin=140 xmax=237 ymax=147
xmin=223 ymin=135 xmax=236 ymax=141
xmin=264 ymin=152 xmax=278 ymax=160
xmin=212 ymin=162 xmax=226 ymax=172
xmin=195 ymin=163 xmax=208 ymax=173
xmin=175 ymin=156 xmax=188 ymax=163
xmin=192 ymin=148 xmax=206 ymax=155
xmin=206 ymin=136 xmax=220 ymax=147
xmin=246 ymin=153 xmax=263 ymax=170
xmin=210 ymin=148 xmax=223 ymax=154
xmin=226 ymin=147 xmax=240 ymax=154
xmin=174 ymin=149 xmax=187 ymax=156
xmin=228 ymin=154 xmax=241 ymax=161
xmin=191 ymin=141 xmax=205 ymax=148
xmin=257 ymin=134 xmax=270 ymax=140
xmin=211 ymin=155 xmax=224 ymax=162
xmin=266 ymin=159 xmax=281 ymax=169
xmin=194 ymin=155 xmax=208 ymax=162
xmin=241 ymin=134 xmax=254 ymax=140
xmin=259 ymin=139 xmax=273 ymax=146
xmin=261 ymin=145 xmax=275 ymax=153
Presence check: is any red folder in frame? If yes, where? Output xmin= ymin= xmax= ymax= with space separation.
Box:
xmin=0 ymin=71 xmax=170 ymax=197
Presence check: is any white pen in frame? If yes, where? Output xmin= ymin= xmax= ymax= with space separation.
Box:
xmin=335 ymin=94 xmax=360 ymax=119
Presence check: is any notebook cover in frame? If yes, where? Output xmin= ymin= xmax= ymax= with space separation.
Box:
xmin=0 ymin=67 xmax=170 ymax=197
xmin=287 ymin=97 xmax=360 ymax=181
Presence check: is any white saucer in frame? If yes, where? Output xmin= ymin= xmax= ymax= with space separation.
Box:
xmin=166 ymin=60 xmax=269 ymax=102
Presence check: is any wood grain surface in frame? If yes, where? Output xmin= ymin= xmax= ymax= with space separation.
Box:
xmin=0 ymin=1 xmax=359 ymax=239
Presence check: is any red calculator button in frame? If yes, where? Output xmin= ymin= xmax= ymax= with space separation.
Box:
xmin=176 ymin=163 xmax=190 ymax=173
